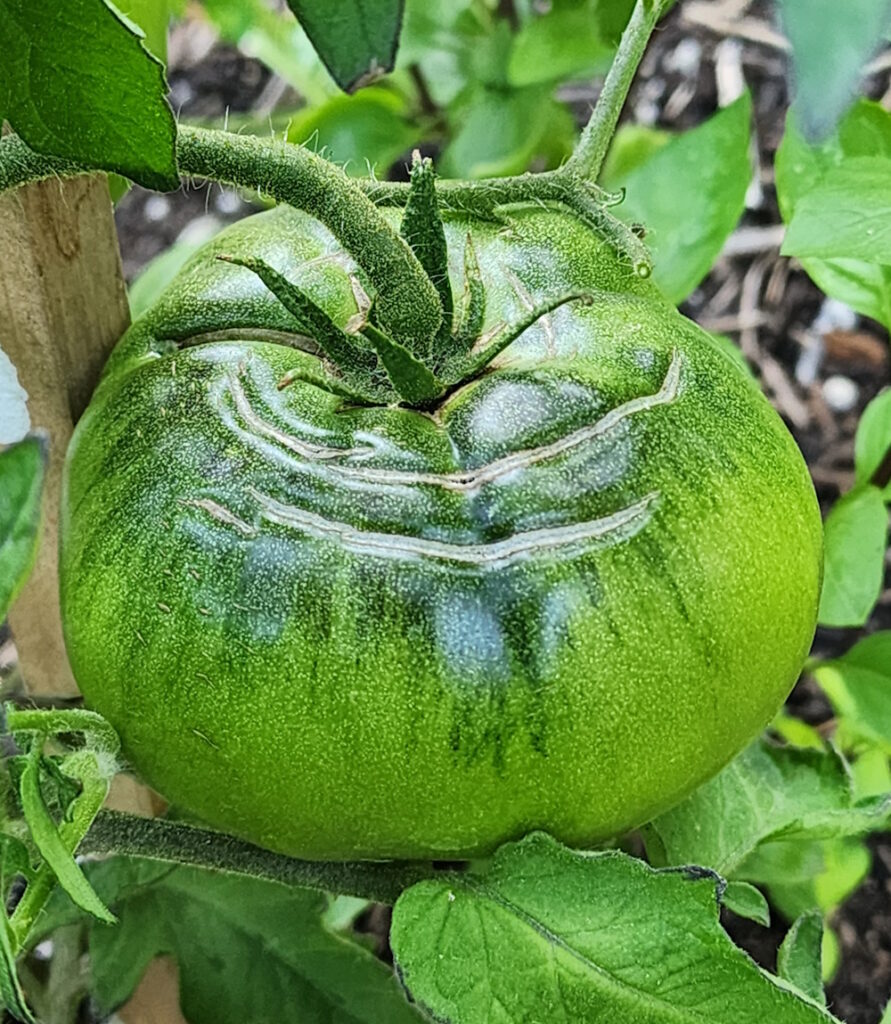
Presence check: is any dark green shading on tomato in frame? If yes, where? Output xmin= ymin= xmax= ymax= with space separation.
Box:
xmin=60 ymin=194 xmax=821 ymax=860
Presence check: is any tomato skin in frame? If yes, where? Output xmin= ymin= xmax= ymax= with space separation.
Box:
xmin=60 ymin=204 xmax=821 ymax=860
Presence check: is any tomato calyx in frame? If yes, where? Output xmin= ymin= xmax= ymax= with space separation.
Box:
xmin=219 ymin=152 xmax=594 ymax=410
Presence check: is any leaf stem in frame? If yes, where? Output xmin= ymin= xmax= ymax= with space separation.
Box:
xmin=562 ymin=0 xmax=665 ymax=181
xmin=79 ymin=811 xmax=443 ymax=905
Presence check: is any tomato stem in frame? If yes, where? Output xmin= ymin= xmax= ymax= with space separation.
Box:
xmin=175 ymin=127 xmax=443 ymax=355
xmin=563 ymin=0 xmax=665 ymax=182
xmin=80 ymin=811 xmax=444 ymax=905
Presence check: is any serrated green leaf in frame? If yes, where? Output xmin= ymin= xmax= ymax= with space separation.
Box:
xmin=114 ymin=0 xmax=171 ymax=63
xmin=602 ymin=93 xmax=752 ymax=303
xmin=776 ymin=102 xmax=891 ymax=329
xmin=818 ymin=485 xmax=888 ymax=628
xmin=0 ymin=0 xmax=177 ymax=190
xmin=777 ymin=0 xmax=891 ymax=141
xmin=646 ymin=739 xmax=884 ymax=877
xmin=507 ymin=4 xmax=612 ymax=87
xmin=812 ymin=632 xmax=891 ymax=749
xmin=854 ymin=389 xmax=891 ymax=501
xmin=782 ymin=157 xmax=891 ymax=263
xmin=0 ymin=437 xmax=45 ymax=622
xmin=285 ymin=0 xmax=404 ymax=92
xmin=77 ymin=858 xmax=423 ymax=1023
xmin=778 ymin=911 xmax=826 ymax=1005
xmin=392 ymin=833 xmax=837 ymax=1024
xmin=722 ymin=881 xmax=771 ymax=927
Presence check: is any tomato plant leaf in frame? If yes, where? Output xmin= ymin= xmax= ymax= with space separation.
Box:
xmin=854 ymin=389 xmax=891 ymax=501
xmin=781 ymin=157 xmax=891 ymax=264
xmin=0 ymin=437 xmax=45 ymax=622
xmin=601 ymin=93 xmax=752 ymax=304
xmin=396 ymin=0 xmax=490 ymax=108
xmin=18 ymin=748 xmax=115 ymax=925
xmin=818 ymin=485 xmax=888 ymax=628
xmin=722 ymin=881 xmax=771 ymax=927
xmin=392 ymin=833 xmax=838 ymax=1023
xmin=507 ymin=3 xmax=612 ymax=88
xmin=740 ymin=837 xmax=870 ymax=925
xmin=778 ymin=911 xmax=826 ymax=1006
xmin=776 ymin=102 xmax=891 ymax=330
xmin=777 ymin=0 xmax=891 ymax=141
xmin=0 ymin=347 xmax=29 ymax=446
xmin=74 ymin=858 xmax=423 ymax=1023
xmin=114 ymin=0 xmax=172 ymax=63
xmin=812 ymin=632 xmax=891 ymax=750
xmin=0 ymin=0 xmax=178 ymax=191
xmin=645 ymin=739 xmax=887 ymax=877
xmin=440 ymin=86 xmax=572 ymax=179
xmin=284 ymin=0 xmax=404 ymax=93
xmin=600 ymin=124 xmax=671 ymax=185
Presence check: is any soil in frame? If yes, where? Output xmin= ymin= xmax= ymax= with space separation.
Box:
xmin=8 ymin=0 xmax=891 ymax=1020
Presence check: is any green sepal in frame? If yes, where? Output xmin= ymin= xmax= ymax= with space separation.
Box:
xmin=450 ymin=234 xmax=486 ymax=357
xmin=216 ymin=256 xmax=377 ymax=377
xmin=276 ymin=367 xmax=382 ymax=407
xmin=360 ymin=324 xmax=445 ymax=405
xmin=453 ymin=292 xmax=593 ymax=380
xmin=399 ymin=152 xmax=452 ymax=346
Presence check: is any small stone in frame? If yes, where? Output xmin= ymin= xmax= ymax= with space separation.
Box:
xmin=664 ymin=38 xmax=702 ymax=77
xmin=144 ymin=194 xmax=171 ymax=223
xmin=215 ymin=189 xmax=244 ymax=215
xmin=822 ymin=374 xmax=859 ymax=413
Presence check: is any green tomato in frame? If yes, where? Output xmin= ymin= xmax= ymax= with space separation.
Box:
xmin=60 ymin=203 xmax=821 ymax=860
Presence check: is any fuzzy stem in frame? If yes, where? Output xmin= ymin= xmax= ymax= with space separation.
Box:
xmin=562 ymin=0 xmax=664 ymax=181
xmin=80 ymin=811 xmax=441 ymax=905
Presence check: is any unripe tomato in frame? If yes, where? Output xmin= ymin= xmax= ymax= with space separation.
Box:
xmin=60 ymin=203 xmax=821 ymax=860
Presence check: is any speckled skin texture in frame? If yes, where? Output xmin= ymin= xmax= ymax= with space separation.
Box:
xmin=60 ymin=204 xmax=822 ymax=860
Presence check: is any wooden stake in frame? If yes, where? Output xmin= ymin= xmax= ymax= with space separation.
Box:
xmin=0 ymin=173 xmax=129 ymax=696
